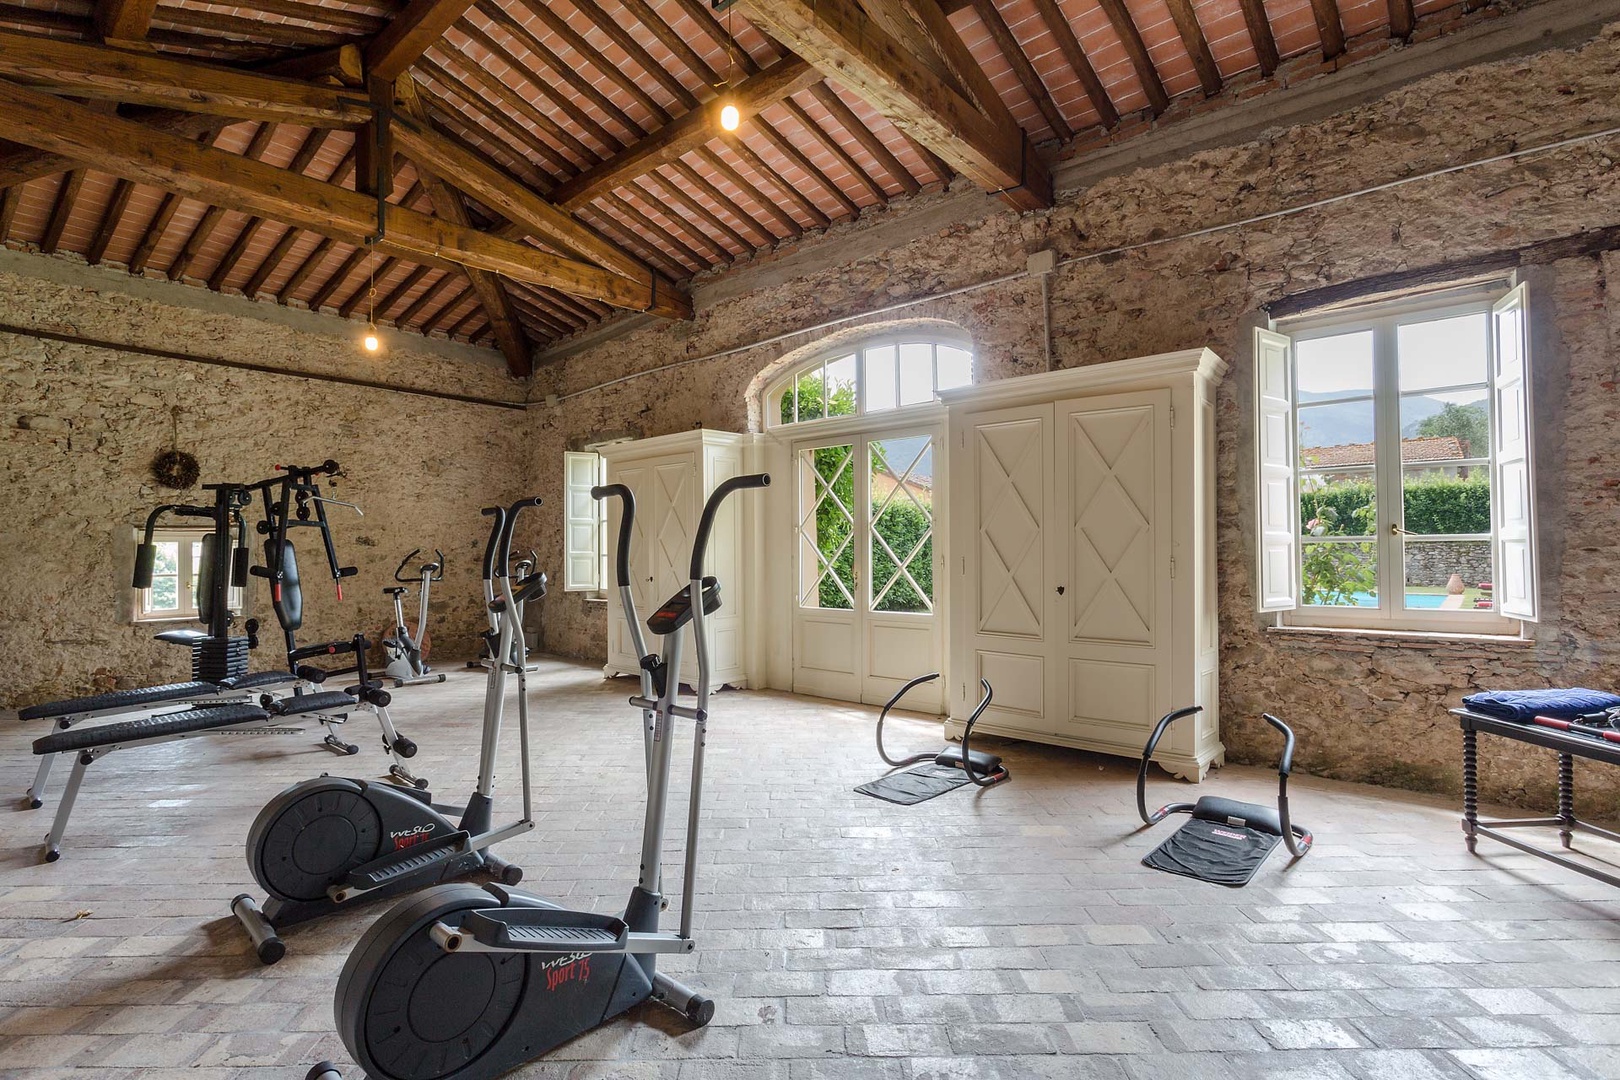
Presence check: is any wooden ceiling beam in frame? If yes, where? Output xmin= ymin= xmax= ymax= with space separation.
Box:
xmin=477 ymin=4 xmax=645 ymax=143
xmin=210 ymin=126 xmax=331 ymax=290
xmin=751 ymin=117 xmax=860 ymax=219
xmin=419 ymin=281 xmax=476 ymax=334
xmin=1024 ymin=0 xmax=1117 ymax=128
xmin=964 ymin=0 xmax=1072 ymax=140
xmin=569 ymin=0 xmax=698 ymax=110
xmin=366 ymin=0 xmax=479 ymax=83
xmin=1163 ymin=0 xmax=1223 ymax=97
xmin=414 ymin=56 xmax=574 ymax=180
xmin=602 ymin=192 xmax=710 ymax=270
xmin=241 ymin=224 xmax=299 ymax=296
xmin=1236 ymin=0 xmax=1281 ymax=76
xmin=1388 ymin=0 xmax=1415 ymax=39
xmin=728 ymin=135 xmax=830 ymax=227
xmin=1094 ymin=0 xmax=1170 ymax=115
xmin=430 ymin=43 xmax=597 ymax=166
xmin=168 ymin=120 xmax=276 ymax=280
xmin=0 ymin=80 xmax=691 ymax=319
xmin=552 ymin=55 xmax=822 ymax=212
xmin=94 ymin=0 xmax=159 ymax=45
xmin=396 ymin=74 xmax=534 ymax=377
xmin=0 ymin=29 xmax=372 ymax=126
xmin=40 ymin=169 xmax=86 ymax=254
xmin=739 ymin=0 xmax=1051 ymax=211
xmin=444 ymin=302 xmax=488 ymax=340
xmin=509 ymin=0 xmax=670 ymax=126
xmin=128 ymin=191 xmax=181 ymax=274
xmin=668 ymin=158 xmax=775 ymax=247
xmin=650 ymin=166 xmax=755 ymax=251
xmin=86 ymin=177 xmax=135 ymax=264
xmin=1311 ymin=0 xmax=1347 ymax=59
xmin=695 ymin=145 xmax=802 ymax=238
xmin=309 ymin=247 xmax=375 ymax=311
xmin=280 ymin=237 xmax=338 ymax=303
xmin=780 ymin=98 xmax=886 ymax=204
xmin=0 ymin=185 xmax=20 ymax=243
xmin=396 ymin=269 xmax=458 ymax=326
xmin=578 ymin=206 xmax=690 ymax=280
xmin=860 ymin=0 xmax=974 ymax=109
xmin=339 ymin=255 xmax=399 ymax=318
xmin=451 ymin=19 xmax=619 ymax=157
xmin=808 ymin=82 xmax=920 ymax=196
xmin=631 ymin=176 xmax=734 ymax=262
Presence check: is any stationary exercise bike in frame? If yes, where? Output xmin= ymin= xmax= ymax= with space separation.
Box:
xmin=322 ymin=474 xmax=770 ymax=1080
xmin=383 ymin=548 xmax=447 ymax=687
xmin=230 ymin=497 xmax=547 ymax=964
xmin=469 ymin=547 xmax=542 ymax=673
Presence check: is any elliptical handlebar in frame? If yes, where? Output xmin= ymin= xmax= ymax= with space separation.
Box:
xmin=497 ymin=497 xmax=543 ymax=579
xmin=689 ymin=474 xmax=769 ymax=580
xmin=479 ymin=507 xmax=507 ymax=583
xmin=591 ymin=484 xmax=635 ymax=587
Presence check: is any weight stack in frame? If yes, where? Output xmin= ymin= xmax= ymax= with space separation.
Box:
xmin=191 ymin=636 xmax=250 ymax=682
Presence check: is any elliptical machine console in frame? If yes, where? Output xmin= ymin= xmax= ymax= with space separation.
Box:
xmin=325 ymin=474 xmax=770 ymax=1080
xmin=230 ymin=497 xmax=546 ymax=964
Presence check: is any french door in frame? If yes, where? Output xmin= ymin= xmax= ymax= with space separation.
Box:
xmin=791 ymin=428 xmax=944 ymax=711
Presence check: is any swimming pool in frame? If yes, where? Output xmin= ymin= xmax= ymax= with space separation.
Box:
xmin=1336 ymin=592 xmax=1446 ymax=608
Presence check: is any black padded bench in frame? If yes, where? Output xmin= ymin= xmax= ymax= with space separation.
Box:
xmin=19 ymin=670 xmax=301 ymax=810
xmin=31 ymin=702 xmax=276 ymax=862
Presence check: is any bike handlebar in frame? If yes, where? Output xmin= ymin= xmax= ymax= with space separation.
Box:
xmin=591 ymin=484 xmax=635 ymax=587
xmin=394 ymin=548 xmax=445 ymax=582
xmin=689 ymin=474 xmax=769 ymax=579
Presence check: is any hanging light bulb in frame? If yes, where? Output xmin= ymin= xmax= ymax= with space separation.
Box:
xmin=719 ymin=102 xmax=740 ymax=132
xmin=361 ymin=258 xmax=380 ymax=353
xmin=363 ymin=324 xmax=380 ymax=352
xmin=717 ymin=3 xmax=740 ymax=133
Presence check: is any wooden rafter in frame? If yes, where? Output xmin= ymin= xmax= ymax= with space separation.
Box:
xmin=751 ymin=117 xmax=860 ymax=219
xmin=739 ymin=0 xmax=1051 ymax=211
xmin=580 ymin=207 xmax=688 ymax=280
xmin=670 ymin=158 xmax=774 ymax=246
xmin=339 ymin=256 xmax=399 ymax=318
xmin=396 ymin=75 xmax=530 ymax=375
xmin=419 ymin=281 xmax=477 ymax=334
xmin=93 ymin=0 xmax=159 ymax=45
xmin=278 ymin=236 xmax=338 ymax=301
xmin=808 ymin=82 xmax=921 ymax=197
xmin=1236 ymin=0 xmax=1281 ymax=76
xmin=0 ymin=185 xmax=20 ymax=243
xmin=476 ymin=3 xmax=645 ymax=143
xmin=397 ymin=269 xmax=458 ymax=325
xmin=169 ymin=121 xmax=276 ymax=281
xmin=430 ymin=44 xmax=596 ymax=166
xmin=128 ymin=192 xmax=181 ymax=274
xmin=1310 ymin=0 xmax=1347 ymax=59
xmin=728 ymin=136 xmax=830 ymax=228
xmin=1094 ymin=0 xmax=1170 ymax=115
xmin=40 ymin=170 xmax=86 ymax=255
xmin=695 ymin=145 xmax=801 ymax=238
xmin=86 ymin=178 xmax=135 ymax=264
xmin=450 ymin=19 xmax=618 ymax=157
xmin=310 ymin=247 xmax=376 ymax=311
xmin=1163 ymin=0 xmax=1223 ymax=97
xmin=414 ymin=56 xmax=574 ymax=180
xmin=0 ymin=80 xmax=691 ymax=319
xmin=780 ymin=98 xmax=886 ymax=204
xmin=964 ymin=0 xmax=1072 ymax=140
xmin=510 ymin=0 xmax=670 ymax=126
xmin=0 ymin=29 xmax=372 ymax=126
xmin=551 ymin=55 xmax=821 ymax=212
xmin=631 ymin=176 xmax=733 ymax=262
xmin=210 ymin=127 xmax=331 ymax=290
xmin=601 ymin=192 xmax=708 ymax=269
xmin=1024 ymin=0 xmax=1117 ymax=128
xmin=570 ymin=0 xmax=697 ymax=110
xmin=1388 ymin=0 xmax=1415 ymax=39
xmin=366 ymin=0 xmax=479 ymax=83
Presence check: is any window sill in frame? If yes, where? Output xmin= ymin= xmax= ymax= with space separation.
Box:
xmin=1266 ymin=623 xmax=1534 ymax=648
xmin=133 ymin=614 xmax=202 ymax=625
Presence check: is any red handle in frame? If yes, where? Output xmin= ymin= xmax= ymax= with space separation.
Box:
xmin=1531 ymin=715 xmax=1620 ymax=744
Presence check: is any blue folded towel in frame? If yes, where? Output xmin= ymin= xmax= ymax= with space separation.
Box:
xmin=1463 ymin=688 xmax=1620 ymax=723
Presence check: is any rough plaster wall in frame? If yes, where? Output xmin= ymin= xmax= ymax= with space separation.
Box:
xmin=528 ymin=26 xmax=1620 ymax=813
xmin=0 ymin=270 xmax=529 ymax=708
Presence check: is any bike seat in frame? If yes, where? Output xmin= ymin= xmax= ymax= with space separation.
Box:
xmin=383 ymin=587 xmax=408 ymax=597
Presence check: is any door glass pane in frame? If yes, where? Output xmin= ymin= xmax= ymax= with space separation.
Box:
xmin=824 ymin=353 xmax=857 ymax=417
xmin=1402 ymin=537 xmax=1493 ymax=612
xmin=1296 ymin=330 xmax=1374 ymax=398
xmin=869 ymin=435 xmax=934 ymax=613
xmin=1297 ymin=400 xmax=1375 ymax=472
xmin=936 ymin=345 xmax=972 ymax=390
xmin=1401 ymin=388 xmax=1490 ymax=461
xmin=1401 ymin=466 xmax=1490 ymax=536
xmin=864 ymin=345 xmax=897 ymax=412
xmin=1300 ymin=540 xmax=1378 ymax=607
xmin=898 ymin=343 xmax=934 ymax=406
xmin=1397 ymin=312 xmax=1488 ymax=391
xmin=1403 ymin=465 xmax=1492 ymax=612
xmin=797 ymin=444 xmax=855 ymax=609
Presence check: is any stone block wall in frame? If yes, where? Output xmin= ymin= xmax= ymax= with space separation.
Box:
xmin=0 ymin=266 xmax=531 ymax=708
xmin=1404 ymin=540 xmax=1493 ymax=590
xmin=522 ymin=25 xmax=1620 ymax=815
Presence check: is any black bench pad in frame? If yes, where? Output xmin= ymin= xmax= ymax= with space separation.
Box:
xmin=33 ymin=704 xmax=271 ymax=755
xmin=268 ymin=691 xmax=356 ymax=717
xmin=221 ymin=671 xmax=299 ymax=691
xmin=19 ymin=682 xmax=218 ymax=722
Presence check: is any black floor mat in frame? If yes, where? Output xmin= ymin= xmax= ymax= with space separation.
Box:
xmin=1142 ymin=817 xmax=1283 ymax=886
xmin=855 ymin=763 xmax=974 ymax=805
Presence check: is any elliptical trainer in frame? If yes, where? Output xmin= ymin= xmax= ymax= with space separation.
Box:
xmin=229 ymin=497 xmax=546 ymax=964
xmin=324 ymin=474 xmax=770 ymax=1080
xmin=383 ymin=548 xmax=447 ymax=687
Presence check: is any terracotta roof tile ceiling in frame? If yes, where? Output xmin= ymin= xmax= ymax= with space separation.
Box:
xmin=1303 ymin=436 xmax=1471 ymax=468
xmin=0 ymin=0 xmax=1521 ymax=363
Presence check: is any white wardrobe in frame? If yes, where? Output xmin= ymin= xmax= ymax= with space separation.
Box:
xmin=600 ymin=429 xmax=752 ymax=687
xmin=939 ymin=349 xmax=1226 ymax=781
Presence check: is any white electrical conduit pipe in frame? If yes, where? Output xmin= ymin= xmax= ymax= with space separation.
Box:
xmin=552 ymin=122 xmax=1620 ymax=405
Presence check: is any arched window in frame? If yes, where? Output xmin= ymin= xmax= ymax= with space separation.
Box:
xmin=769 ymin=335 xmax=974 ymax=426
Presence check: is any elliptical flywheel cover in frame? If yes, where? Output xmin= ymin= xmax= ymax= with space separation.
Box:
xmin=249 ymin=780 xmax=383 ymax=903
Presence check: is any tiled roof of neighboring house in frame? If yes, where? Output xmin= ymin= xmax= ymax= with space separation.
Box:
xmin=1302 ymin=436 xmax=1469 ymax=469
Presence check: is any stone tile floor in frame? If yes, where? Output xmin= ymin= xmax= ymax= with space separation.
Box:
xmin=3 ymin=658 xmax=1620 ymax=1079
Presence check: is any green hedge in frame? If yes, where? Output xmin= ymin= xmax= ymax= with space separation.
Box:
xmin=1300 ymin=473 xmax=1491 ymax=536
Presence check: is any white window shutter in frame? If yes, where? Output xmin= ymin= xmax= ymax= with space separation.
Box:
xmin=563 ymin=451 xmax=602 ymax=591
xmin=1491 ymin=283 xmax=1538 ymax=622
xmin=1254 ymin=326 xmax=1298 ymax=612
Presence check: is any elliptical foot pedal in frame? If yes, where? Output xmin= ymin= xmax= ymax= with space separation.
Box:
xmin=456 ymin=908 xmax=629 ymax=952
xmin=340 ymin=830 xmax=473 ymax=892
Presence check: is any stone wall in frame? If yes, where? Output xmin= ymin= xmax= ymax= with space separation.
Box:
xmin=1404 ymin=540 xmax=1493 ymax=590
xmin=524 ymin=24 xmax=1620 ymax=815
xmin=0 ymin=264 xmax=530 ymax=707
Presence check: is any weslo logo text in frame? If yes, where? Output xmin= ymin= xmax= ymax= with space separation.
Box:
xmin=390 ymin=823 xmax=436 ymax=850
xmin=541 ymin=951 xmax=593 ymax=992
